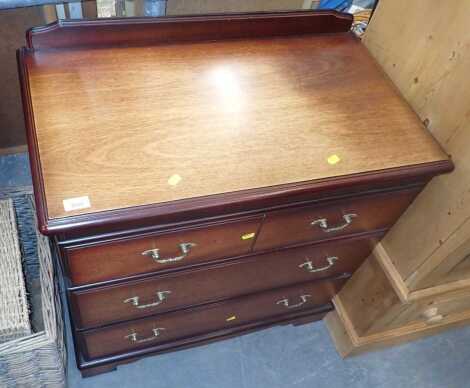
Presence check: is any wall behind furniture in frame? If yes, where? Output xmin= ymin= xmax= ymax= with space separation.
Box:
xmin=0 ymin=7 xmax=44 ymax=153
xmin=166 ymin=0 xmax=308 ymax=15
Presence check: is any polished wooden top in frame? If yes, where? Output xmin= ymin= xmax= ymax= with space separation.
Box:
xmin=23 ymin=28 xmax=448 ymax=221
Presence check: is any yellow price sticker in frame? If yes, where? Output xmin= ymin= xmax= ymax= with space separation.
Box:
xmin=167 ymin=174 xmax=182 ymax=186
xmin=327 ymin=154 xmax=341 ymax=165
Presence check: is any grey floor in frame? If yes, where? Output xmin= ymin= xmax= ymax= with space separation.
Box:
xmin=2 ymin=152 xmax=470 ymax=388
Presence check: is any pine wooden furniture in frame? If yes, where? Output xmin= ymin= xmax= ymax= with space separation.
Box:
xmin=17 ymin=11 xmax=453 ymax=376
xmin=325 ymin=0 xmax=470 ymax=357
xmin=358 ymin=0 xmax=470 ymax=302
xmin=325 ymin=247 xmax=470 ymax=357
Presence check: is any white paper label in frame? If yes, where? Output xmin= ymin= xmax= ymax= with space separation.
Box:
xmin=63 ymin=196 xmax=91 ymax=212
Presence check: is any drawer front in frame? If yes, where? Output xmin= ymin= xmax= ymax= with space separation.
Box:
xmin=71 ymin=235 xmax=379 ymax=329
xmin=254 ymin=187 xmax=420 ymax=251
xmin=65 ymin=216 xmax=263 ymax=286
xmin=390 ymin=290 xmax=470 ymax=330
xmin=80 ymin=277 xmax=346 ymax=360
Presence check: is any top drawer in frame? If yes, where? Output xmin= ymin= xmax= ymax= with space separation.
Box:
xmin=65 ymin=216 xmax=262 ymax=286
xmin=254 ymin=187 xmax=421 ymax=251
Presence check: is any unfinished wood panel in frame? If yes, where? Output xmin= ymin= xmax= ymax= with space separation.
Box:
xmin=442 ymin=253 xmax=470 ymax=284
xmin=166 ymin=0 xmax=305 ymax=15
xmin=0 ymin=7 xmax=44 ymax=150
xmin=333 ymin=248 xmax=407 ymax=337
xmin=331 ymin=242 xmax=470 ymax=349
xmin=417 ymin=236 xmax=470 ymax=289
xmin=324 ymin=310 xmax=355 ymax=357
xmin=397 ymin=287 xmax=470 ymax=329
xmin=362 ymin=0 xmax=470 ymax=291
xmin=375 ymin=238 xmax=470 ymax=300
xmin=326 ymin=307 xmax=470 ymax=358
xmin=329 ymin=248 xmax=470 ymax=356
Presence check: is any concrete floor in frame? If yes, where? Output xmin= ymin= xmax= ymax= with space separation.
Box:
xmin=2 ymin=152 xmax=470 ymax=388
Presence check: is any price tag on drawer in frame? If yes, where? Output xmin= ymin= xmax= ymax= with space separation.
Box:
xmin=327 ymin=154 xmax=341 ymax=165
xmin=63 ymin=196 xmax=91 ymax=211
xmin=167 ymin=174 xmax=182 ymax=186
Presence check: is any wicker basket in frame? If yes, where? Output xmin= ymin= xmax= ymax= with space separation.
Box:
xmin=0 ymin=188 xmax=66 ymax=388
xmin=0 ymin=199 xmax=31 ymax=343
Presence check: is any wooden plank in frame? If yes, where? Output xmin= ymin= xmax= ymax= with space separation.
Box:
xmin=363 ymin=0 xmax=470 ymax=291
xmin=373 ymin=242 xmax=410 ymax=302
xmin=375 ymin=241 xmax=470 ymax=302
xmin=332 ymin=251 xmax=406 ymax=336
xmin=326 ymin=304 xmax=470 ymax=358
xmin=26 ymin=12 xmax=353 ymax=50
xmin=414 ymin=234 xmax=470 ymax=289
xmin=324 ymin=311 xmax=355 ymax=357
xmin=326 ymin=246 xmax=470 ymax=357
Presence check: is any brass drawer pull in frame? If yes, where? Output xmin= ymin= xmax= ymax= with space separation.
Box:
xmin=299 ymin=256 xmax=338 ymax=273
xmin=125 ymin=328 xmax=165 ymax=344
xmin=142 ymin=242 xmax=196 ymax=264
xmin=276 ymin=294 xmax=311 ymax=309
xmin=124 ymin=290 xmax=171 ymax=309
xmin=311 ymin=213 xmax=357 ymax=233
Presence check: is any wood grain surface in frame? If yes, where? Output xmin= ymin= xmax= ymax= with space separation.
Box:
xmin=70 ymin=235 xmax=375 ymax=328
xmin=65 ymin=215 xmax=263 ymax=286
xmin=80 ymin=277 xmax=346 ymax=360
xmin=254 ymin=187 xmax=420 ymax=251
xmin=26 ymin=11 xmax=353 ymax=50
xmin=362 ymin=0 xmax=470 ymax=293
xmin=78 ymin=305 xmax=331 ymax=375
xmin=24 ymin=32 xmax=448 ymax=220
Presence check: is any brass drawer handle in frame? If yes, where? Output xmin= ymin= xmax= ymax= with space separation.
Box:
xmin=142 ymin=242 xmax=196 ymax=264
xmin=124 ymin=290 xmax=171 ymax=309
xmin=299 ymin=256 xmax=338 ymax=273
xmin=277 ymin=294 xmax=311 ymax=309
xmin=125 ymin=328 xmax=165 ymax=344
xmin=311 ymin=213 xmax=357 ymax=233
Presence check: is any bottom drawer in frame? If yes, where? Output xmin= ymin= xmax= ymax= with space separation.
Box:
xmin=79 ymin=276 xmax=347 ymax=360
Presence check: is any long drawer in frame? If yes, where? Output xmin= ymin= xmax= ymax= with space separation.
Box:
xmin=70 ymin=235 xmax=379 ymax=329
xmin=79 ymin=277 xmax=347 ymax=360
xmin=63 ymin=188 xmax=418 ymax=287
xmin=254 ymin=187 xmax=420 ymax=251
xmin=64 ymin=216 xmax=263 ymax=286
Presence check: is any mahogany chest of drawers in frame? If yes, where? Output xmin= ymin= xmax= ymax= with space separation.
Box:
xmin=18 ymin=11 xmax=453 ymax=377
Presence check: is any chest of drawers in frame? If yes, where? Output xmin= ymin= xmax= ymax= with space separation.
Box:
xmin=18 ymin=11 xmax=453 ymax=377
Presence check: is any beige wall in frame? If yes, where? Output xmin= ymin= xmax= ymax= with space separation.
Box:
xmin=0 ymin=7 xmax=44 ymax=152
